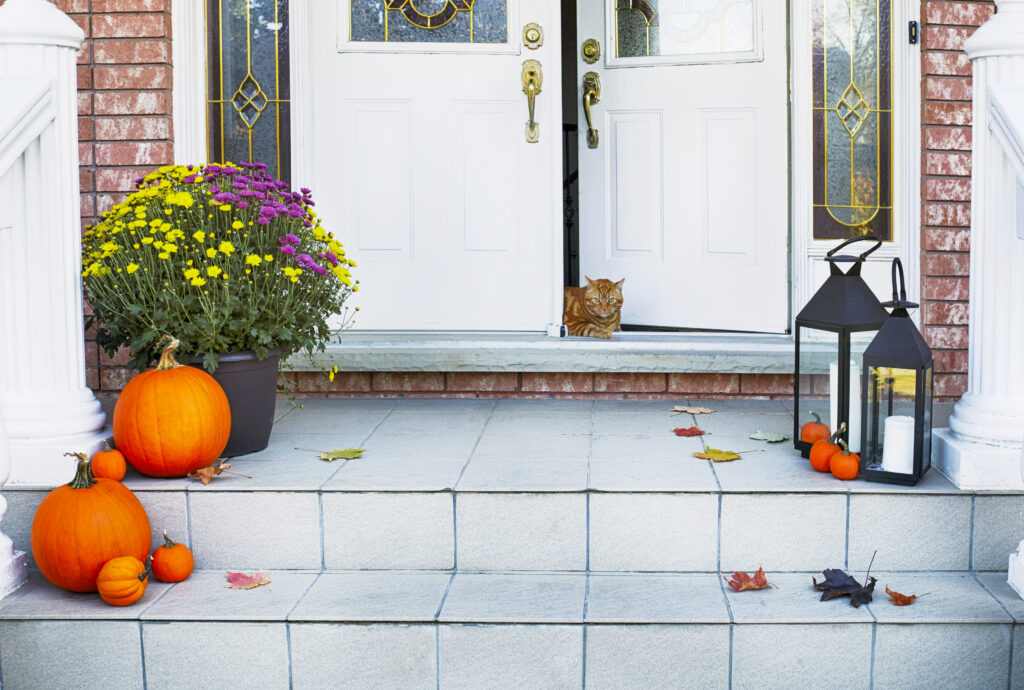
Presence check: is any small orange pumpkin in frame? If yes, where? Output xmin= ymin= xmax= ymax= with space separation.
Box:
xmin=31 ymin=453 xmax=151 ymax=592
xmin=90 ymin=441 xmax=126 ymax=481
xmin=97 ymin=555 xmax=151 ymax=607
xmin=800 ymin=411 xmax=831 ymax=444
xmin=809 ymin=422 xmax=846 ymax=473
xmin=151 ymin=530 xmax=194 ymax=583
xmin=830 ymin=439 xmax=861 ymax=480
xmin=113 ymin=337 xmax=231 ymax=478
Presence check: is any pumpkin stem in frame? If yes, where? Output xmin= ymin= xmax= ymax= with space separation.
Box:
xmin=810 ymin=411 xmax=822 ymax=424
xmin=139 ymin=555 xmax=153 ymax=582
xmin=161 ymin=530 xmax=176 ymax=549
xmin=64 ymin=452 xmax=96 ymax=489
xmin=155 ymin=336 xmax=183 ymax=371
xmin=102 ymin=439 xmax=113 ymax=452
xmin=837 ymin=438 xmax=851 ymax=456
xmin=829 ymin=422 xmax=847 ymax=445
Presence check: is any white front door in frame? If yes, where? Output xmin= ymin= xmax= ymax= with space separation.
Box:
xmin=310 ymin=1 xmax=561 ymax=330
xmin=577 ymin=0 xmax=789 ymax=332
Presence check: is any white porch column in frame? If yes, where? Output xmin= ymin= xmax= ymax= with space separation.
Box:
xmin=0 ymin=412 xmax=28 ymax=597
xmin=0 ymin=0 xmax=108 ymax=487
xmin=933 ymin=0 xmax=1024 ymax=490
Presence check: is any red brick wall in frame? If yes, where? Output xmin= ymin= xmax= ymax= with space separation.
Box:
xmin=921 ymin=1 xmax=993 ymax=400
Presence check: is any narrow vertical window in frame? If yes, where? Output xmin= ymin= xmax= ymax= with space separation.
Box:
xmin=812 ymin=0 xmax=892 ymax=241
xmin=207 ymin=0 xmax=291 ymax=182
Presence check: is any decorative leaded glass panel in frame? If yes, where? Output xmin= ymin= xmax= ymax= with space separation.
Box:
xmin=350 ymin=0 xmax=508 ymax=44
xmin=207 ymin=0 xmax=291 ymax=182
xmin=812 ymin=0 xmax=892 ymax=241
xmin=615 ymin=0 xmax=756 ymax=59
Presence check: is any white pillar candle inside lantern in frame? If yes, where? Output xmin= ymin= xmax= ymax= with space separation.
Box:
xmin=830 ymin=361 xmax=862 ymax=453
xmin=881 ymin=415 xmax=916 ymax=474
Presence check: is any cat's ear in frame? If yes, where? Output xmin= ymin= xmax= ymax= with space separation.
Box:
xmin=614 ymin=278 xmax=625 ymax=289
xmin=584 ymin=275 xmax=596 ymax=287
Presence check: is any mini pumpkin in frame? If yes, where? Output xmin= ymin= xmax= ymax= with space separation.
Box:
xmin=90 ymin=441 xmax=126 ymax=481
xmin=97 ymin=555 xmax=151 ymax=607
xmin=31 ymin=453 xmax=151 ymax=592
xmin=809 ymin=422 xmax=846 ymax=473
xmin=151 ymin=530 xmax=194 ymax=583
xmin=800 ymin=411 xmax=831 ymax=444
xmin=830 ymin=439 xmax=861 ymax=481
xmin=113 ymin=337 xmax=231 ymax=478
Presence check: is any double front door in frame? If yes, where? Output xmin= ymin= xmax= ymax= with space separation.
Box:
xmin=310 ymin=0 xmax=789 ymax=333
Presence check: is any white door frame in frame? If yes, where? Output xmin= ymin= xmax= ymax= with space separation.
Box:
xmin=173 ymin=0 xmax=922 ymax=336
xmin=789 ymin=0 xmax=922 ymax=323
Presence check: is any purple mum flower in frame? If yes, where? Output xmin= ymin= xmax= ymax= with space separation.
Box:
xmin=209 ymin=185 xmax=222 ymax=194
xmin=324 ymin=251 xmax=339 ymax=267
xmin=237 ymin=201 xmax=248 ymax=209
xmin=182 ymin=174 xmax=198 ymax=184
xmin=279 ymin=244 xmax=296 ymax=255
xmin=282 ymin=233 xmax=301 ymax=246
xmin=213 ymin=192 xmax=238 ymax=203
xmin=258 ymin=216 xmax=271 ymax=226
xmin=300 ymin=187 xmax=312 ymax=195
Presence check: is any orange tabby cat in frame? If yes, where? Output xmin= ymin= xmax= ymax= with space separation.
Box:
xmin=563 ymin=277 xmax=624 ymax=338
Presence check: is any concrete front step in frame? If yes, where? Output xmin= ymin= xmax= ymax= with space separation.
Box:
xmin=4 ymin=398 xmax=1023 ymax=575
xmin=0 ymin=569 xmax=1020 ymax=688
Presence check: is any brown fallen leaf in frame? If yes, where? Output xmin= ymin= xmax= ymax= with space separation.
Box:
xmin=187 ymin=460 xmax=232 ymax=485
xmin=885 ymin=586 xmax=927 ymax=606
xmin=672 ymin=406 xmax=715 ymax=415
xmin=673 ymin=426 xmax=706 ymax=437
xmin=724 ymin=567 xmax=774 ymax=592
xmin=694 ymin=447 xmax=742 ymax=462
xmin=225 ymin=570 xmax=271 ymax=590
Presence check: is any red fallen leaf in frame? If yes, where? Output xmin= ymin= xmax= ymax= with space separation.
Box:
xmin=885 ymin=586 xmax=926 ymax=606
xmin=674 ymin=426 xmax=706 ymax=437
xmin=225 ymin=570 xmax=271 ymax=590
xmin=724 ymin=567 xmax=774 ymax=592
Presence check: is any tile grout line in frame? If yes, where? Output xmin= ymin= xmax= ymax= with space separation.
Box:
xmin=715 ymin=568 xmax=735 ymax=689
xmin=436 ymin=624 xmax=441 ymax=690
xmin=582 ymin=573 xmax=590 ymax=690
xmin=434 ymin=571 xmax=457 ymax=621
xmin=138 ymin=620 xmax=149 ymax=690
xmin=284 ymin=572 xmax=322 ymax=690
xmin=844 ymin=493 xmax=852 ymax=570
xmin=318 ymin=493 xmax=325 ymax=570
xmin=971 ymin=572 xmax=1017 ymax=689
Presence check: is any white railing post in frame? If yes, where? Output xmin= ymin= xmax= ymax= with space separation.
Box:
xmin=0 ymin=0 xmax=108 ymax=487
xmin=0 ymin=412 xmax=28 ymax=596
xmin=932 ymin=0 xmax=1024 ymax=491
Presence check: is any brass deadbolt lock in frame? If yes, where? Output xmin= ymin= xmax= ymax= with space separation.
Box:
xmin=582 ymin=38 xmax=600 ymax=64
xmin=523 ymin=23 xmax=543 ymax=50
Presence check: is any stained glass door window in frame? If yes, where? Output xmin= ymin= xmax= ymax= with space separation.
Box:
xmin=350 ymin=0 xmax=508 ymax=43
xmin=812 ymin=0 xmax=892 ymax=241
xmin=613 ymin=0 xmax=759 ymax=61
xmin=207 ymin=0 xmax=291 ymax=182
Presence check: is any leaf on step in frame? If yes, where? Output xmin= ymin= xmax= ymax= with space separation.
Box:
xmin=225 ymin=570 xmax=271 ymax=590
xmin=319 ymin=448 xmax=365 ymax=461
xmin=187 ymin=460 xmax=231 ymax=485
xmin=694 ymin=447 xmax=741 ymax=462
xmin=673 ymin=426 xmax=706 ymax=437
xmin=749 ymin=430 xmax=789 ymax=443
xmin=885 ymin=586 xmax=925 ymax=606
xmin=724 ymin=567 xmax=774 ymax=592
xmin=672 ymin=406 xmax=715 ymax=415
xmin=812 ymin=568 xmax=877 ymax=607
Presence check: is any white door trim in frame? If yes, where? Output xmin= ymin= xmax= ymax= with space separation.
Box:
xmin=789 ymin=0 xmax=922 ymax=322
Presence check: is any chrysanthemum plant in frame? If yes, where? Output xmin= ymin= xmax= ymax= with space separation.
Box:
xmin=83 ymin=162 xmax=358 ymax=372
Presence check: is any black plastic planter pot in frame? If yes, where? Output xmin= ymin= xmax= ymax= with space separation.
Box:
xmin=190 ymin=349 xmax=281 ymax=457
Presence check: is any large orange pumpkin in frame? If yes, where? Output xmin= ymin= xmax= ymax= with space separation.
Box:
xmin=31 ymin=453 xmax=152 ymax=592
xmin=113 ymin=337 xmax=231 ymax=477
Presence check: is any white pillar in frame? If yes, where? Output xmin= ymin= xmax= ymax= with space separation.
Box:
xmin=933 ymin=0 xmax=1024 ymax=490
xmin=0 ymin=0 xmax=108 ymax=487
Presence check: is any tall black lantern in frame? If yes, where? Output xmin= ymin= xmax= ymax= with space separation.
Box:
xmin=859 ymin=259 xmax=934 ymax=485
xmin=794 ymin=237 xmax=889 ymax=458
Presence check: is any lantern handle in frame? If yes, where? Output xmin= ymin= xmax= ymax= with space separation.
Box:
xmin=882 ymin=256 xmax=919 ymax=310
xmin=825 ymin=236 xmax=882 ymax=263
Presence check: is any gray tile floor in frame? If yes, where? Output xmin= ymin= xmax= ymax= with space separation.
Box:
xmin=118 ymin=397 xmax=963 ymax=495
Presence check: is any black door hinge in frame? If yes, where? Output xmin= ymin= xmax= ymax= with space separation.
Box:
xmin=909 ymin=21 xmax=919 ymax=44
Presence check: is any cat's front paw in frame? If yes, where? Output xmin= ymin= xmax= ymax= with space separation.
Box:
xmin=595 ymin=328 xmax=613 ymax=339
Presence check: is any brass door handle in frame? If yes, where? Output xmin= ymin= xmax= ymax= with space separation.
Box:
xmin=522 ymin=59 xmax=542 ymax=143
xmin=582 ymin=72 xmax=601 ymax=149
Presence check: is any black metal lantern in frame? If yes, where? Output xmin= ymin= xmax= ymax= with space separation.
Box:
xmin=859 ymin=259 xmax=934 ymax=485
xmin=794 ymin=237 xmax=889 ymax=458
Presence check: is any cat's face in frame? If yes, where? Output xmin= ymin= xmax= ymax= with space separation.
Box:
xmin=583 ymin=277 xmax=624 ymax=319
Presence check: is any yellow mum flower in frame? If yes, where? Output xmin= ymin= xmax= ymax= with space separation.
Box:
xmin=207 ymin=266 xmax=223 ymax=278
xmin=220 ymin=205 xmax=232 ymax=212
xmin=193 ymin=231 xmax=206 ymax=243
xmin=190 ymin=277 xmax=206 ymax=286
xmin=263 ymin=255 xmax=274 ymax=262
xmin=165 ymin=191 xmax=195 ymax=208
xmin=232 ymin=221 xmax=244 ymax=230
xmin=158 ymin=252 xmax=170 ymax=260
xmin=163 ymin=243 xmax=178 ymax=253
xmin=206 ymin=248 xmax=217 ymax=259
xmin=244 ymin=254 xmax=262 ymax=266
xmin=218 ymin=241 xmax=235 ymax=255
xmin=126 ymin=264 xmax=139 ymax=274
xmin=183 ymin=268 xmax=200 ymax=280
xmin=153 ymin=240 xmax=164 ymax=249
xmin=141 ymin=237 xmax=154 ymax=245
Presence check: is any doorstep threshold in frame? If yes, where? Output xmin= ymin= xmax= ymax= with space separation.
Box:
xmin=283 ymin=331 xmax=798 ymax=374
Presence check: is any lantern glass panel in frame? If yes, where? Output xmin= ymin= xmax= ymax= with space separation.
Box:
xmin=864 ymin=366 xmax=918 ymax=473
xmin=797 ymin=327 xmax=872 ymax=452
xmin=922 ymin=366 xmax=934 ymax=467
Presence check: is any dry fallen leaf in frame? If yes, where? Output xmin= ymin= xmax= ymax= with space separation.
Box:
xmin=187 ymin=460 xmax=231 ymax=485
xmin=813 ymin=570 xmax=877 ymax=607
xmin=749 ymin=430 xmax=789 ymax=443
xmin=673 ymin=426 xmax=706 ymax=437
xmin=225 ymin=570 xmax=271 ymax=590
xmin=694 ymin=447 xmax=742 ymax=462
xmin=672 ymin=406 xmax=715 ymax=415
xmin=724 ymin=567 xmax=774 ymax=592
xmin=319 ymin=448 xmax=365 ymax=462
xmin=885 ymin=586 xmax=926 ymax=606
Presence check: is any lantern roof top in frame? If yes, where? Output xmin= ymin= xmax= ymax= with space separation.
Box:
xmin=795 ymin=262 xmax=889 ymax=331
xmin=864 ymin=311 xmax=934 ymax=368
